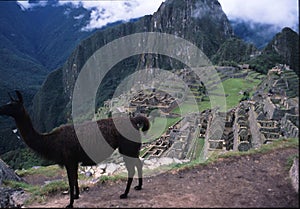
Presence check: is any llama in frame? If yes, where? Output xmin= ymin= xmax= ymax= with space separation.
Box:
xmin=0 ymin=91 xmax=150 ymax=208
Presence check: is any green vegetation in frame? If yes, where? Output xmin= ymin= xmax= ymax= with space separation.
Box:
xmin=218 ymin=138 xmax=298 ymax=159
xmin=40 ymin=180 xmax=69 ymax=196
xmin=212 ymin=38 xmax=258 ymax=65
xmin=3 ymin=179 xmax=68 ymax=205
xmin=186 ymin=137 xmax=205 ymax=161
xmin=1 ymin=148 xmax=54 ymax=170
xmin=98 ymin=174 xmax=127 ymax=183
xmin=172 ymin=103 xmax=200 ymax=115
xmin=16 ymin=165 xmax=64 ymax=178
xmin=250 ymin=28 xmax=299 ymax=75
xmin=249 ymin=52 xmax=283 ymax=74
xmin=143 ymin=117 xmax=182 ymax=142
xmin=172 ymin=70 xmax=264 ymax=113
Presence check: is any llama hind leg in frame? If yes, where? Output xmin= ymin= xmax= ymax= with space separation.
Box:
xmin=134 ymin=158 xmax=143 ymax=191
xmin=120 ymin=156 xmax=135 ymax=199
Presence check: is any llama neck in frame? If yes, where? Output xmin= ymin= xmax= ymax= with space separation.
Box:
xmin=14 ymin=111 xmax=41 ymax=149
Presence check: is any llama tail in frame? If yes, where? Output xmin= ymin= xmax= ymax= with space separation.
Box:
xmin=132 ymin=115 xmax=150 ymax=132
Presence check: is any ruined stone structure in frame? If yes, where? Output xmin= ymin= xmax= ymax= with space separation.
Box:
xmin=263 ymin=96 xmax=296 ymax=120
xmin=281 ymin=113 xmax=299 ymax=138
xmin=129 ymin=89 xmax=178 ymax=113
xmin=216 ymin=66 xmax=248 ymax=80
xmin=100 ymin=66 xmax=298 ymax=162
xmin=205 ymin=110 xmax=235 ymax=152
xmin=141 ymin=136 xmax=171 ymax=159
xmin=248 ymin=101 xmax=281 ymax=147
xmin=266 ymin=65 xmax=299 ymax=98
xmin=233 ymin=102 xmax=252 ymax=151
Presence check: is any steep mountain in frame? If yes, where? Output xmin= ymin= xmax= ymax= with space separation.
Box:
xmin=249 ymin=27 xmax=299 ymax=75
xmin=32 ymin=0 xmax=234 ymax=132
xmin=212 ymin=37 xmax=258 ymax=65
xmin=230 ymin=19 xmax=283 ymax=49
xmin=0 ymin=1 xmax=95 ymax=155
xmin=0 ymin=0 xmax=94 ymax=72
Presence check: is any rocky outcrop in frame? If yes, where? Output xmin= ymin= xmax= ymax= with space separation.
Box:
xmin=0 ymin=158 xmax=22 ymax=184
xmin=289 ymin=157 xmax=299 ymax=193
xmin=0 ymin=188 xmax=28 ymax=208
xmin=0 ymin=158 xmax=26 ymax=208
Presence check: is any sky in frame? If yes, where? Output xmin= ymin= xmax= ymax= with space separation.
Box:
xmin=218 ymin=0 xmax=299 ymax=30
xmin=17 ymin=0 xmax=299 ymax=31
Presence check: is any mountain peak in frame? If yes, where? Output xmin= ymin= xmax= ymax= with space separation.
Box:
xmin=32 ymin=0 xmax=233 ymax=132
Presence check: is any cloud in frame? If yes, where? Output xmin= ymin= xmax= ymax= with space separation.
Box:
xmin=16 ymin=0 xmax=299 ymax=32
xmin=17 ymin=0 xmax=165 ymax=30
xmin=17 ymin=0 xmax=47 ymax=10
xmin=58 ymin=0 xmax=165 ymax=31
xmin=218 ymin=0 xmax=299 ymax=30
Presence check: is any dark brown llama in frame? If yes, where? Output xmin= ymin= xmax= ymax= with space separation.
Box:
xmin=0 ymin=91 xmax=150 ymax=208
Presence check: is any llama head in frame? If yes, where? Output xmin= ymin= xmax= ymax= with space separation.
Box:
xmin=134 ymin=115 xmax=150 ymax=132
xmin=0 ymin=90 xmax=25 ymax=118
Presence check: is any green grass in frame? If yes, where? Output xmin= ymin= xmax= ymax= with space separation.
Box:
xmin=39 ymin=180 xmax=69 ymax=196
xmin=195 ymin=138 xmax=205 ymax=160
xmin=3 ymin=179 xmax=69 ymax=205
xmin=16 ymin=165 xmax=64 ymax=178
xmin=143 ymin=117 xmax=182 ymax=142
xmin=172 ymin=102 xmax=200 ymax=115
xmin=286 ymin=154 xmax=299 ymax=171
xmin=98 ymin=174 xmax=127 ymax=183
xmin=172 ymin=72 xmax=264 ymax=113
xmin=213 ymin=138 xmax=298 ymax=159
xmin=3 ymin=180 xmax=39 ymax=194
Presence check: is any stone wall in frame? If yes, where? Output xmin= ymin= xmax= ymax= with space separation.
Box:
xmin=233 ymin=102 xmax=251 ymax=151
xmin=281 ymin=113 xmax=299 ymax=138
xmin=263 ymin=97 xmax=295 ymax=120
xmin=248 ymin=104 xmax=267 ymax=148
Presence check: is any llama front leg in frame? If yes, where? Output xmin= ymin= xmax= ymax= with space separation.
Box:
xmin=66 ymin=164 xmax=78 ymax=208
xmin=74 ymin=164 xmax=80 ymax=199
xmin=120 ymin=156 xmax=135 ymax=199
xmin=120 ymin=176 xmax=134 ymax=199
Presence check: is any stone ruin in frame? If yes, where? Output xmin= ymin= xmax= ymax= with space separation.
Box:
xmin=216 ymin=66 xmax=249 ymax=80
xmin=204 ymin=109 xmax=235 ymax=152
xmin=281 ymin=113 xmax=299 ymax=138
xmin=266 ymin=65 xmax=299 ymax=98
xmin=99 ymin=65 xmax=298 ymax=163
xmin=129 ymin=89 xmax=178 ymax=114
xmin=141 ymin=135 xmax=172 ymax=159
xmin=233 ymin=102 xmax=252 ymax=151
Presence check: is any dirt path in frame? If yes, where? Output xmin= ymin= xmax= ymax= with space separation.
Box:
xmin=27 ymin=147 xmax=298 ymax=208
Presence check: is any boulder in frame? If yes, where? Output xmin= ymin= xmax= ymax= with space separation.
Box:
xmin=0 ymin=158 xmax=23 ymax=185
xmin=289 ymin=158 xmax=299 ymax=193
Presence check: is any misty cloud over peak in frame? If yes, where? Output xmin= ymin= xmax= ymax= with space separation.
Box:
xmin=17 ymin=0 xmax=165 ymax=31
xmin=218 ymin=0 xmax=299 ymax=32
xmin=17 ymin=0 xmax=299 ymax=32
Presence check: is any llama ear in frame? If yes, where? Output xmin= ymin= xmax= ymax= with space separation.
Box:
xmin=8 ymin=92 xmax=15 ymax=102
xmin=15 ymin=90 xmax=23 ymax=104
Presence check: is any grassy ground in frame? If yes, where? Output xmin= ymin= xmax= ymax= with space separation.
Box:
xmin=172 ymin=71 xmax=265 ymax=114
xmin=142 ymin=116 xmax=182 ymax=142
